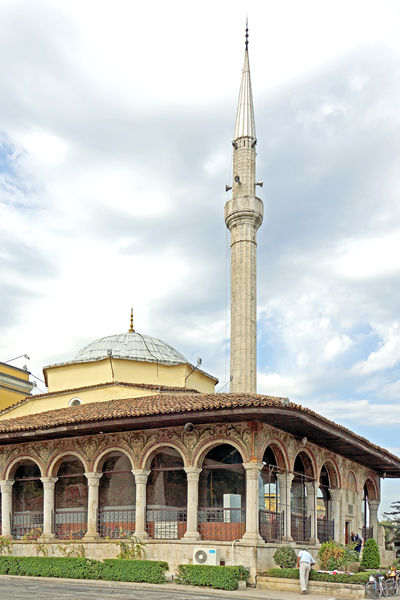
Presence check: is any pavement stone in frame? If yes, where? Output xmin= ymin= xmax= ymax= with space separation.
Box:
xmin=0 ymin=575 xmax=353 ymax=600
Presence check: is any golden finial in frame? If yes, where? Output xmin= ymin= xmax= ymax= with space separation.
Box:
xmin=129 ymin=307 xmax=135 ymax=333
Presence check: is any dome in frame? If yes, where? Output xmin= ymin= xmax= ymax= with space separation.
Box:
xmin=73 ymin=332 xmax=188 ymax=366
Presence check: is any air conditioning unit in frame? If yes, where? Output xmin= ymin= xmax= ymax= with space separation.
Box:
xmin=193 ymin=547 xmax=220 ymax=566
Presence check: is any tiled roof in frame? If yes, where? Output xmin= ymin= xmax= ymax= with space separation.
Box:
xmin=0 ymin=392 xmax=287 ymax=432
xmin=0 ymin=392 xmax=399 ymax=475
xmin=0 ymin=381 xmax=199 ymax=416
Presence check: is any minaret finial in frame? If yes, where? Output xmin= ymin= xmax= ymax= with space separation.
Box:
xmin=245 ymin=18 xmax=249 ymax=51
xmin=129 ymin=307 xmax=135 ymax=333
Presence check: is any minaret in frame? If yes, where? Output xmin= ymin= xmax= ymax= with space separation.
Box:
xmin=225 ymin=24 xmax=263 ymax=393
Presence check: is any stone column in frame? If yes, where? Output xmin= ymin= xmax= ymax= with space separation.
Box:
xmin=305 ymin=481 xmax=318 ymax=544
xmin=183 ymin=466 xmax=201 ymax=540
xmin=242 ymin=462 xmax=263 ymax=542
xmin=132 ymin=469 xmax=150 ymax=540
xmin=277 ymin=472 xmax=294 ymax=541
xmin=83 ymin=472 xmax=102 ymax=540
xmin=0 ymin=480 xmax=14 ymax=537
xmin=369 ymin=500 xmax=380 ymax=541
xmin=329 ymin=488 xmax=343 ymax=543
xmin=40 ymin=477 xmax=58 ymax=539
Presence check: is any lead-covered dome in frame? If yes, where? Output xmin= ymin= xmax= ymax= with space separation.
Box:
xmin=73 ymin=332 xmax=188 ymax=366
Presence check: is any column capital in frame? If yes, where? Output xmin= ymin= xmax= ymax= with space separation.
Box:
xmin=184 ymin=466 xmax=202 ymax=482
xmin=305 ymin=480 xmax=318 ymax=493
xmin=41 ymin=477 xmax=58 ymax=487
xmin=85 ymin=472 xmax=102 ymax=487
xmin=276 ymin=472 xmax=294 ymax=486
xmin=368 ymin=499 xmax=380 ymax=511
xmin=132 ymin=469 xmax=151 ymax=484
xmin=0 ymin=480 xmax=14 ymax=492
xmin=243 ymin=462 xmax=263 ymax=482
xmin=329 ymin=488 xmax=343 ymax=501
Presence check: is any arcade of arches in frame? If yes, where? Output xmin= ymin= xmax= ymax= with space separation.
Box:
xmin=0 ymin=421 xmax=381 ymax=551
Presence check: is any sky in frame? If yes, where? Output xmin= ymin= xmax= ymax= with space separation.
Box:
xmin=1 ymin=0 xmax=400 ymax=515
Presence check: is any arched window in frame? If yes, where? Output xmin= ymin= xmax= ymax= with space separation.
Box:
xmin=318 ymin=465 xmax=331 ymax=520
xmin=98 ymin=452 xmax=136 ymax=538
xmin=54 ymin=456 xmax=87 ymax=539
xmin=12 ymin=460 xmax=43 ymax=539
xmin=146 ymin=447 xmax=187 ymax=540
xmin=291 ymin=453 xmax=314 ymax=542
xmin=259 ymin=446 xmax=283 ymax=542
xmin=198 ymin=444 xmax=245 ymax=541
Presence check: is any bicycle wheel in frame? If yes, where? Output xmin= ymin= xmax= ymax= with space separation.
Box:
xmin=366 ymin=581 xmax=382 ymax=599
xmin=385 ymin=580 xmax=398 ymax=597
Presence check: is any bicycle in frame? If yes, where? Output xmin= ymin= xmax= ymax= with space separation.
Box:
xmin=385 ymin=569 xmax=400 ymax=597
xmin=365 ymin=573 xmax=390 ymax=598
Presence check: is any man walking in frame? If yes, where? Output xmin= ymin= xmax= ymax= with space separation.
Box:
xmin=351 ymin=531 xmax=364 ymax=555
xmin=297 ymin=547 xmax=316 ymax=593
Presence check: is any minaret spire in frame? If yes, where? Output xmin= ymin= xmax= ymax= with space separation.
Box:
xmin=225 ymin=24 xmax=264 ymax=393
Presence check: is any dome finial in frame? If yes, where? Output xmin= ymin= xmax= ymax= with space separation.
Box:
xmin=129 ymin=307 xmax=135 ymax=333
xmin=245 ymin=17 xmax=249 ymax=51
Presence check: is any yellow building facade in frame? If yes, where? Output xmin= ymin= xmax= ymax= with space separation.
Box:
xmin=0 ymin=361 xmax=33 ymax=412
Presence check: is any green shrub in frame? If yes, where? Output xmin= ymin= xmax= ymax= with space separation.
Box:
xmin=0 ymin=556 xmax=168 ymax=583
xmin=176 ymin=564 xmax=249 ymax=591
xmin=360 ymin=539 xmax=380 ymax=569
xmin=101 ymin=559 xmax=167 ymax=583
xmin=266 ymin=567 xmax=371 ymax=585
xmin=318 ymin=541 xmax=345 ymax=570
xmin=273 ymin=546 xmax=297 ymax=568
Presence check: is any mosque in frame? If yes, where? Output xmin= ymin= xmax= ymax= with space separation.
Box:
xmin=0 ymin=29 xmax=399 ymax=580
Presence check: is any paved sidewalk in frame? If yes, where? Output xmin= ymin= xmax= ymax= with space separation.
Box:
xmin=0 ymin=574 xmax=353 ymax=600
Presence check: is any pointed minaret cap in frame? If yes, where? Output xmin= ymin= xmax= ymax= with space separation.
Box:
xmin=234 ymin=21 xmax=256 ymax=140
xmin=128 ymin=307 xmax=135 ymax=333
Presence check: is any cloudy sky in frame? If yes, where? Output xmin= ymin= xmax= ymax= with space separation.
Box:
xmin=1 ymin=0 xmax=400 ymax=514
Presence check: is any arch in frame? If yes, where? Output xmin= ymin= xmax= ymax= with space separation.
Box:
xmin=53 ymin=453 xmax=88 ymax=539
xmin=140 ymin=441 xmax=188 ymax=470
xmin=261 ymin=439 xmax=289 ymax=471
xmin=193 ymin=438 xmax=247 ymax=468
xmin=11 ymin=459 xmax=44 ymax=539
xmin=319 ymin=458 xmax=340 ymax=489
xmin=98 ymin=450 xmax=136 ymax=538
xmin=292 ymin=449 xmax=316 ymax=480
xmin=47 ymin=450 xmax=89 ymax=477
xmin=197 ymin=442 xmax=246 ymax=541
xmin=93 ymin=446 xmax=135 ymax=473
xmin=4 ymin=454 xmax=44 ymax=480
xmin=364 ymin=477 xmax=378 ymax=501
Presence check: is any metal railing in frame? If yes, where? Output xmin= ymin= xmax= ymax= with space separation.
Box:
xmin=291 ymin=514 xmax=311 ymax=542
xmin=362 ymin=526 xmax=373 ymax=541
xmin=146 ymin=507 xmax=187 ymax=539
xmin=54 ymin=510 xmax=87 ymax=539
xmin=259 ymin=509 xmax=284 ymax=542
xmin=198 ymin=507 xmax=246 ymax=541
xmin=11 ymin=512 xmax=43 ymax=539
xmin=98 ymin=509 xmax=136 ymax=538
xmin=317 ymin=518 xmax=334 ymax=543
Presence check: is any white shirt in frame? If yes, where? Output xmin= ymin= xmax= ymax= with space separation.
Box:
xmin=298 ymin=549 xmax=315 ymax=564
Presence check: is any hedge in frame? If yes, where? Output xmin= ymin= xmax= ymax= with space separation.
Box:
xmin=266 ymin=567 xmax=371 ymax=585
xmin=101 ymin=559 xmax=168 ymax=583
xmin=176 ymin=564 xmax=249 ymax=590
xmin=0 ymin=556 xmax=168 ymax=583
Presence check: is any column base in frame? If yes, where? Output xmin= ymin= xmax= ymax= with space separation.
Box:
xmin=133 ymin=531 xmax=149 ymax=540
xmin=240 ymin=532 xmax=264 ymax=543
xmin=283 ymin=535 xmax=293 ymax=542
xmin=83 ymin=533 xmax=100 ymax=542
xmin=183 ymin=531 xmax=201 ymax=541
xmin=38 ymin=534 xmax=56 ymax=542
